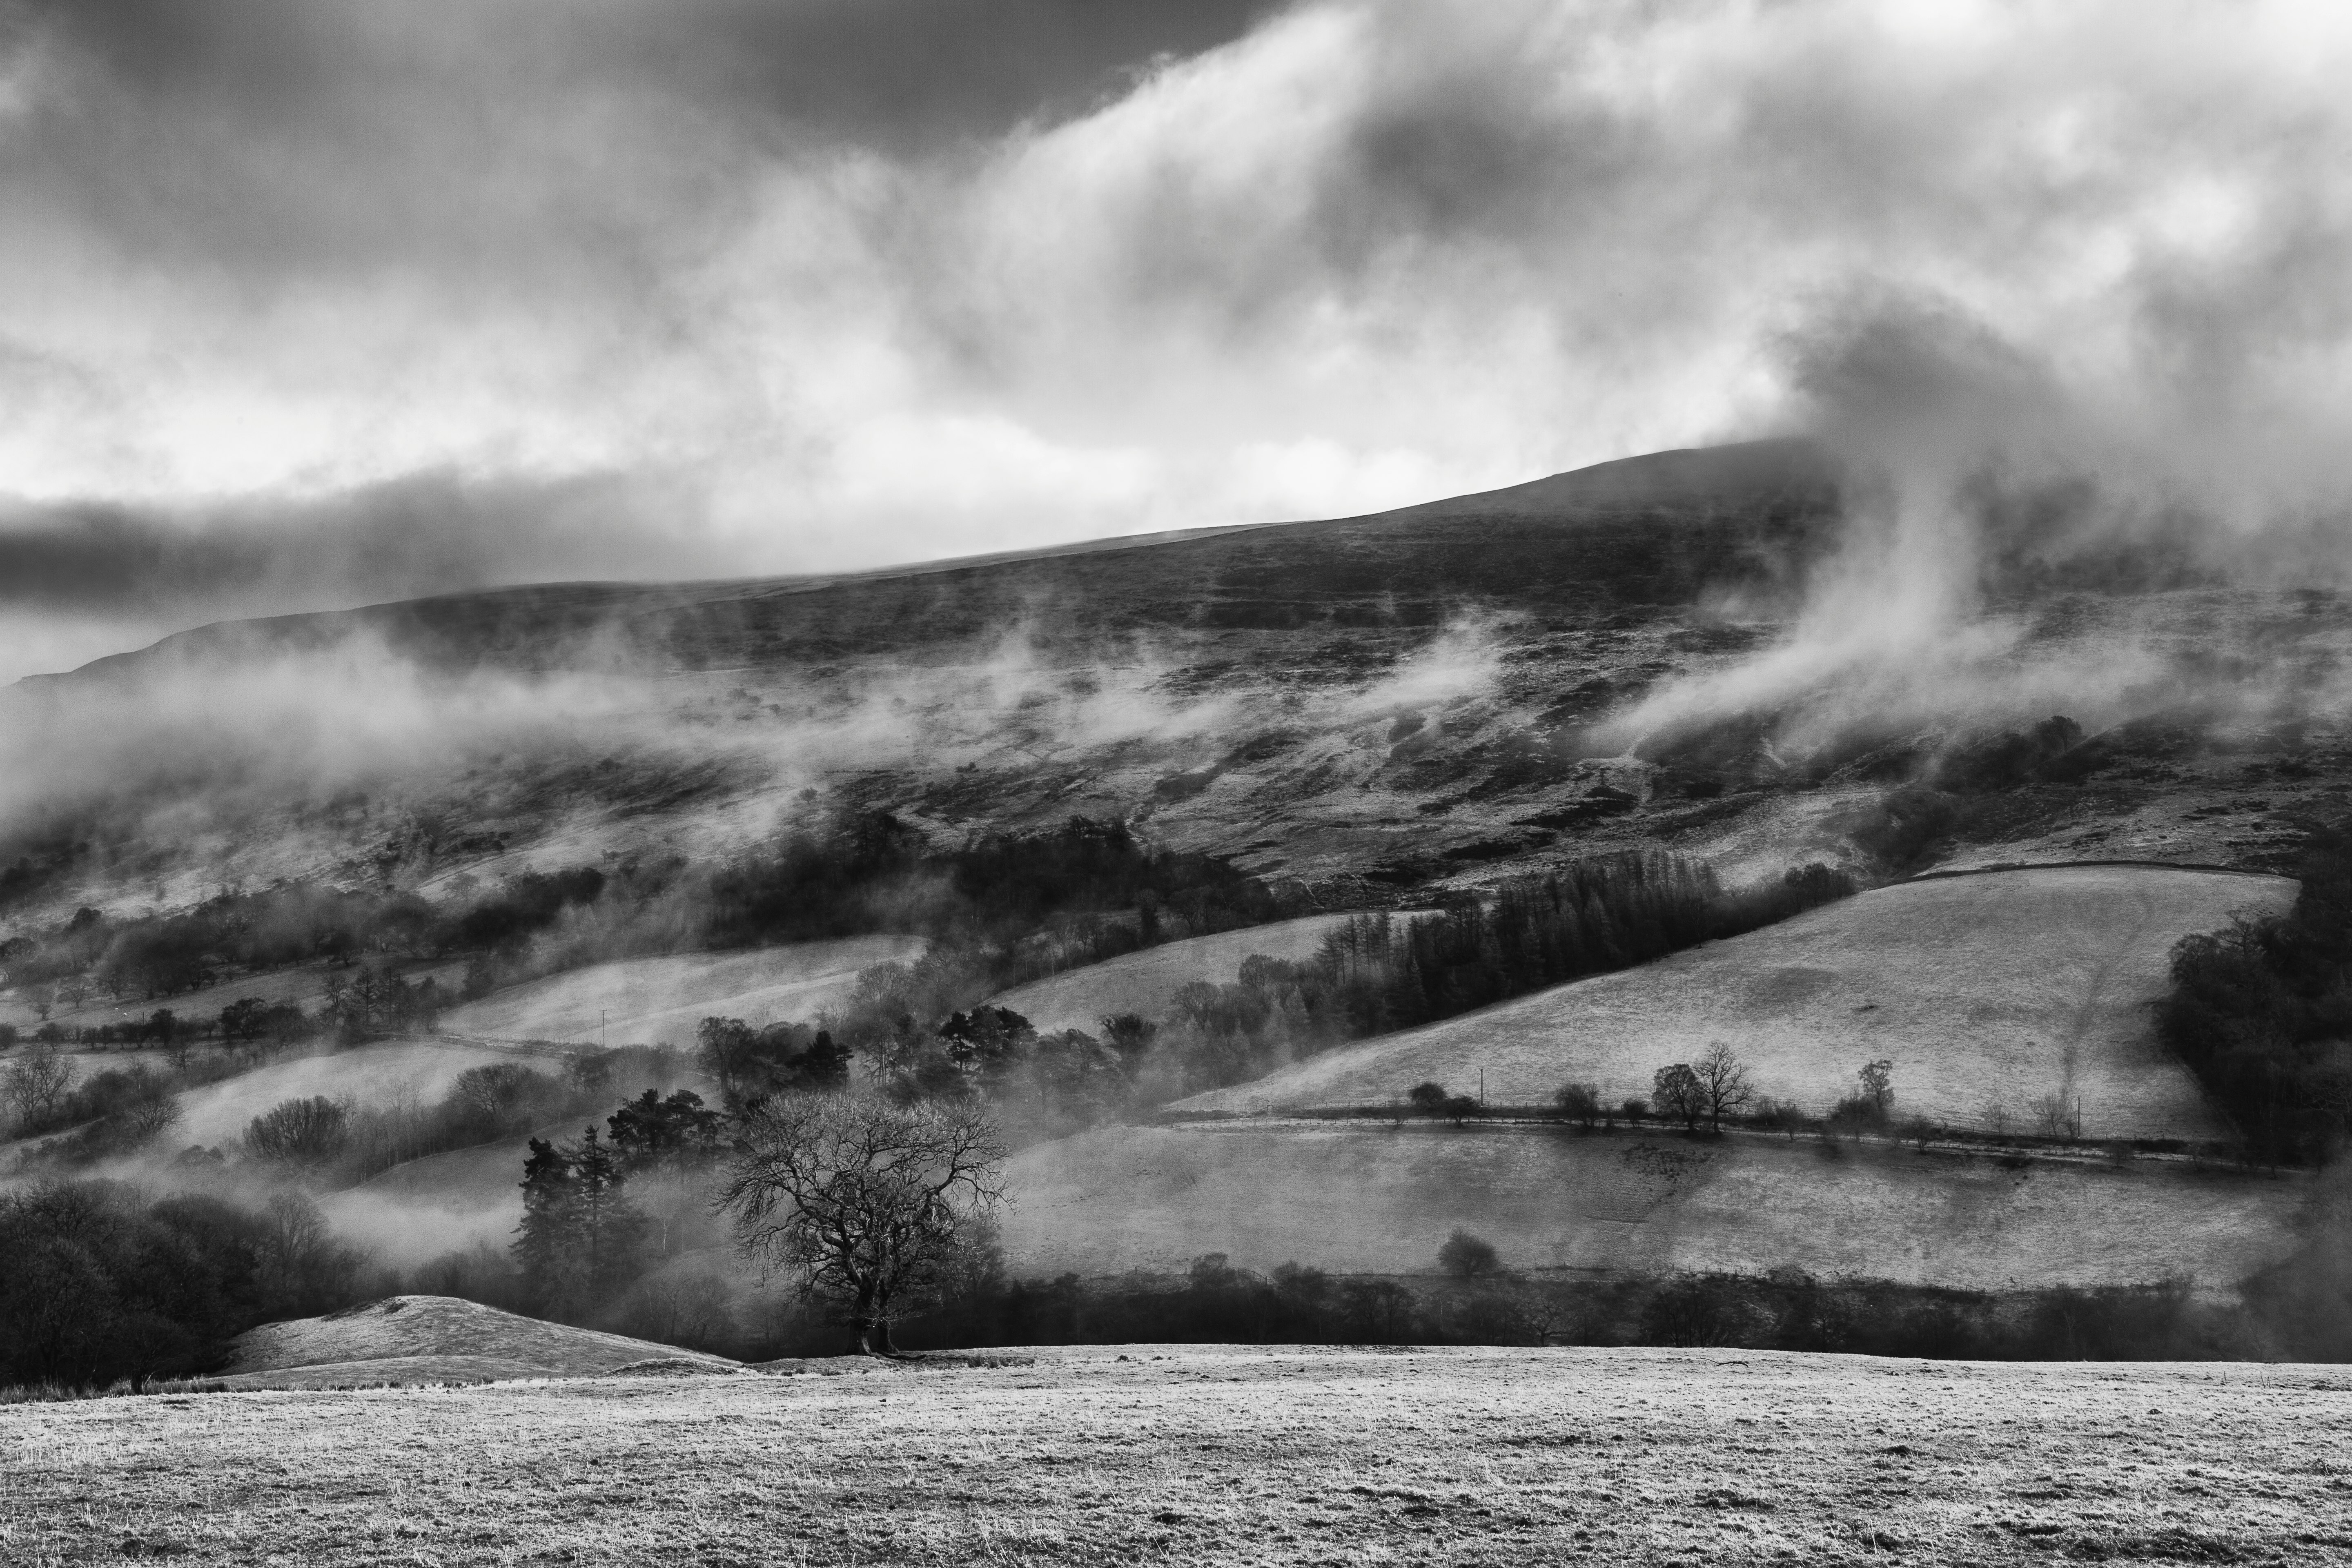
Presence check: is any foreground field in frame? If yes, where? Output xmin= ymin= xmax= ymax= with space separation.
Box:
xmin=437 ymin=936 xmax=925 ymax=1046
xmin=6 ymin=1345 xmax=2351 ymax=1565
xmin=1004 ymin=1122 xmax=2305 ymax=1294
xmin=1177 ymin=865 xmax=2290 ymax=1142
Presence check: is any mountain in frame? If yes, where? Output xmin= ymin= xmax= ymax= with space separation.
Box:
xmin=0 ymin=435 xmax=2337 ymax=923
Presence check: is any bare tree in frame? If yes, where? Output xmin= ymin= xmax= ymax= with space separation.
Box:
xmin=245 ymin=1096 xmax=352 ymax=1168
xmin=1693 ymin=1042 xmax=1754 ymax=1132
xmin=3 ymin=1044 xmax=71 ymax=1131
xmin=719 ymin=1092 xmax=1006 ymax=1355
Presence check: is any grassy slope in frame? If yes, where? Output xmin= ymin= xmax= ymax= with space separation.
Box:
xmin=168 ymin=1038 xmax=521 ymax=1148
xmin=1002 ymin=1122 xmax=2303 ymax=1296
xmin=7 ymin=1346 xmax=2350 ymax=1565
xmin=321 ymin=1131 xmax=550 ymax=1265
xmin=1174 ymin=865 xmax=2293 ymax=1141
xmin=219 ymin=1296 xmax=736 ymax=1388
xmin=987 ymin=914 xmax=1401 ymax=1036
xmin=436 ymin=935 xmax=926 ymax=1046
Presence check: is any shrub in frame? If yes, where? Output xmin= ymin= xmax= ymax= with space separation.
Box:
xmin=1554 ymin=1081 xmax=1601 ymax=1128
xmin=244 ymin=1096 xmax=351 ymax=1167
xmin=1406 ymin=1081 xmax=1451 ymax=1118
xmin=1826 ymin=1095 xmax=1886 ymax=1137
xmin=1653 ymin=1063 xmax=1705 ymax=1131
xmin=1437 ymin=1229 xmax=1501 ymax=1279
xmin=0 ymin=1182 xmax=368 ymax=1388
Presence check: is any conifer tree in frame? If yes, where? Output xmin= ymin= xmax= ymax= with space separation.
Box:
xmin=512 ymin=1136 xmax=582 ymax=1316
xmin=565 ymin=1125 xmax=650 ymax=1300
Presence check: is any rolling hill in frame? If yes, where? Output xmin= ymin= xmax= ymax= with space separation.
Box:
xmin=435 ymin=935 xmax=926 ymax=1045
xmin=12 ymin=434 xmax=2340 ymax=941
xmin=990 ymin=862 xmax=2309 ymax=1297
xmin=1171 ymin=864 xmax=2292 ymax=1141
xmin=999 ymin=1120 xmax=2303 ymax=1296
xmin=172 ymin=1038 xmax=521 ymax=1148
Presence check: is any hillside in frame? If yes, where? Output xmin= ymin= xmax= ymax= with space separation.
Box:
xmin=1172 ymin=864 xmax=2292 ymax=1140
xmin=218 ymin=1295 xmax=737 ymax=1389
xmin=1000 ymin=1120 xmax=2302 ymax=1295
xmin=168 ymin=1038 xmax=521 ymax=1148
xmin=435 ymin=935 xmax=926 ymax=1045
xmin=13 ymin=436 xmax=2344 ymax=942
xmin=986 ymin=913 xmax=1415 ymax=1036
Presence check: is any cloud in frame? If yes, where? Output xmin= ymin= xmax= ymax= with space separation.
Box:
xmin=4 ymin=0 xmax=2352 ymax=678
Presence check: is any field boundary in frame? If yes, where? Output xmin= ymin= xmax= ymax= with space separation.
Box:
xmin=1904 ymin=858 xmax=2292 ymax=884
xmin=1147 ymin=1109 xmax=2297 ymax=1178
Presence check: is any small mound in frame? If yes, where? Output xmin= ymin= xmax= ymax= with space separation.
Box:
xmin=604 ymin=1357 xmax=747 ymax=1378
xmin=222 ymin=1295 xmax=737 ymax=1389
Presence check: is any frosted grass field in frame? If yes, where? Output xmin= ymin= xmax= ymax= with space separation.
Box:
xmin=6 ymin=1345 xmax=2350 ymax=1565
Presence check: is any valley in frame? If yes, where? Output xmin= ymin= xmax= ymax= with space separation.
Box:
xmin=7 ymin=440 xmax=2352 ymax=1394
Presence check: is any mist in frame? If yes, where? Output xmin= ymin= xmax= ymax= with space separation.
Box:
xmin=4 ymin=0 xmax=2350 ymax=684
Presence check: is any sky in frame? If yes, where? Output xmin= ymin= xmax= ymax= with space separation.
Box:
xmin=3 ymin=0 xmax=2352 ymax=680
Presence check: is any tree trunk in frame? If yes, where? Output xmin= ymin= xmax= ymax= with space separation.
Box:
xmin=853 ymin=1285 xmax=879 ymax=1354
xmin=853 ymin=1283 xmax=894 ymax=1356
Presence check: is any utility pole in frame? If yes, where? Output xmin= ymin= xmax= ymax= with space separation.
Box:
xmin=600 ymin=1009 xmax=606 ymax=1050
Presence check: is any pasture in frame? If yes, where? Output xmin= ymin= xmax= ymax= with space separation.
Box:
xmin=5 ymin=1345 xmax=2349 ymax=1565
xmin=436 ymin=936 xmax=926 ymax=1046
xmin=168 ymin=1038 xmax=519 ymax=1148
xmin=1174 ymin=866 xmax=2290 ymax=1142
xmin=1002 ymin=1121 xmax=2306 ymax=1296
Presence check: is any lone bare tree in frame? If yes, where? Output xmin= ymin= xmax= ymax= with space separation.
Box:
xmin=719 ymin=1093 xmax=1006 ymax=1355
xmin=1693 ymin=1042 xmax=1754 ymax=1132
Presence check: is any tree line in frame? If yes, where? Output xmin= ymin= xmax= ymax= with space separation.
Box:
xmin=0 ymin=813 xmax=1292 ymax=1037
xmin=1135 ymin=853 xmax=1853 ymax=1097
xmin=2158 ymin=822 xmax=2352 ymax=1166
